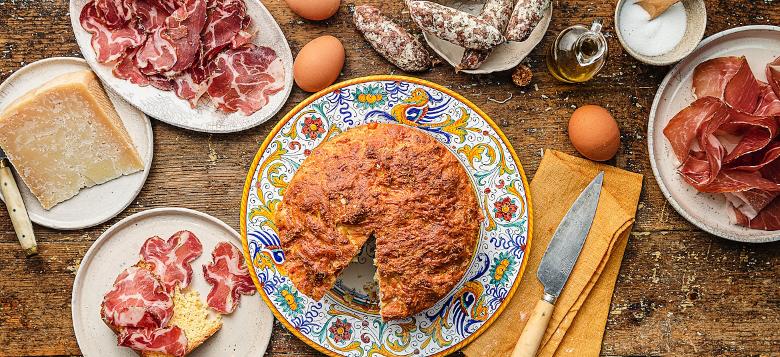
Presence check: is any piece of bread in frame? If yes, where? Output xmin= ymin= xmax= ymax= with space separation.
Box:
xmin=141 ymin=289 xmax=222 ymax=357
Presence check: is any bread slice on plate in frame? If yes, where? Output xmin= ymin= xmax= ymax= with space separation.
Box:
xmin=141 ymin=288 xmax=222 ymax=357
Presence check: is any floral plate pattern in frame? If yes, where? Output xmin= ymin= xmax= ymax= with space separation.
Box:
xmin=241 ymin=76 xmax=533 ymax=356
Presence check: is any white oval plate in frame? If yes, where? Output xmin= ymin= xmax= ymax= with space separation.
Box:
xmin=648 ymin=25 xmax=780 ymax=243
xmin=424 ymin=0 xmax=552 ymax=74
xmin=69 ymin=0 xmax=294 ymax=133
xmin=0 ymin=57 xmax=153 ymax=230
xmin=72 ymin=207 xmax=274 ymax=357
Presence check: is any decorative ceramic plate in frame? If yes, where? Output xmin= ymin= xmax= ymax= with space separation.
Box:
xmin=241 ymin=76 xmax=533 ymax=356
xmin=69 ymin=0 xmax=294 ymax=133
xmin=0 ymin=57 xmax=153 ymax=230
xmin=648 ymin=25 xmax=780 ymax=243
xmin=424 ymin=0 xmax=552 ymax=74
xmin=72 ymin=207 xmax=274 ymax=356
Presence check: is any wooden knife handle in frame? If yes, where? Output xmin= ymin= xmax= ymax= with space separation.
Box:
xmin=0 ymin=161 xmax=37 ymax=256
xmin=511 ymin=298 xmax=555 ymax=357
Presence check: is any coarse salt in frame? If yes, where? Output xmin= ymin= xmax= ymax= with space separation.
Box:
xmin=618 ymin=0 xmax=687 ymax=57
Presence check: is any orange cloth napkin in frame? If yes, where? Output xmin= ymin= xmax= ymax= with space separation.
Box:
xmin=463 ymin=150 xmax=643 ymax=357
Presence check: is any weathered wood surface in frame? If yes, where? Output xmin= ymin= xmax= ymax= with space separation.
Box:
xmin=0 ymin=0 xmax=778 ymax=356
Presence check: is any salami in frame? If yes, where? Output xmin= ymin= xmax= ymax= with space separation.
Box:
xmin=505 ymin=0 xmax=550 ymax=42
xmin=458 ymin=0 xmax=513 ymax=70
xmin=203 ymin=242 xmax=256 ymax=314
xmin=408 ymin=0 xmax=504 ymax=51
xmin=353 ymin=5 xmax=431 ymax=72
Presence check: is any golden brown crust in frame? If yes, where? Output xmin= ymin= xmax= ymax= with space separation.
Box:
xmin=275 ymin=123 xmax=482 ymax=319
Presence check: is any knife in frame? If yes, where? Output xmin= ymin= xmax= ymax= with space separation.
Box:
xmin=512 ymin=171 xmax=604 ymax=357
xmin=0 ymin=148 xmax=37 ymax=256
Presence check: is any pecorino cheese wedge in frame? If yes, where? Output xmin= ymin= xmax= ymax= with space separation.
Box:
xmin=0 ymin=70 xmax=143 ymax=209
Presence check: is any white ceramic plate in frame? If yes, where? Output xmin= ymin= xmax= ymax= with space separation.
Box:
xmin=72 ymin=207 xmax=274 ymax=356
xmin=424 ymin=0 xmax=552 ymax=74
xmin=69 ymin=0 xmax=294 ymax=133
xmin=648 ymin=25 xmax=780 ymax=243
xmin=0 ymin=57 xmax=153 ymax=230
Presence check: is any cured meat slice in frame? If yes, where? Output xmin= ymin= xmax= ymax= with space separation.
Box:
xmin=202 ymin=242 xmax=255 ymax=314
xmin=201 ymin=0 xmax=251 ymax=61
xmin=723 ymin=57 xmax=764 ymax=113
xmin=117 ymin=326 xmax=188 ymax=357
xmin=101 ymin=266 xmax=174 ymax=329
xmin=114 ymin=47 xmax=176 ymax=91
xmin=693 ymin=56 xmax=742 ymax=99
xmin=755 ymin=83 xmax=780 ymax=116
xmin=140 ymin=230 xmax=204 ymax=294
xmin=732 ymin=196 xmax=780 ymax=230
xmin=149 ymin=0 xmax=182 ymax=13
xmin=81 ymin=1 xmax=145 ymax=63
xmin=95 ymin=0 xmax=133 ymax=29
xmin=725 ymin=189 xmax=779 ymax=220
xmin=767 ymin=56 xmax=780 ymax=99
xmin=136 ymin=0 xmax=207 ymax=76
xmin=131 ymin=0 xmax=171 ymax=33
xmin=171 ymin=69 xmax=209 ymax=106
xmin=663 ymin=97 xmax=726 ymax=162
xmin=205 ymin=45 xmax=285 ymax=115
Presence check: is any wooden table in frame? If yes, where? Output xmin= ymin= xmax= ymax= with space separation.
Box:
xmin=1 ymin=1 xmax=778 ymax=356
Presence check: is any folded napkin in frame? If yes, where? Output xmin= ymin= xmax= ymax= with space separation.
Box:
xmin=463 ymin=150 xmax=643 ymax=357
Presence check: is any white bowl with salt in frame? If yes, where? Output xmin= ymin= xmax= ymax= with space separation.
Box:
xmin=614 ymin=0 xmax=706 ymax=66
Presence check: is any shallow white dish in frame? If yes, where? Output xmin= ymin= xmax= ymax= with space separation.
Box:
xmin=69 ymin=0 xmax=294 ymax=133
xmin=423 ymin=0 xmax=552 ymax=74
xmin=648 ymin=25 xmax=780 ymax=243
xmin=72 ymin=207 xmax=274 ymax=356
xmin=0 ymin=57 xmax=153 ymax=230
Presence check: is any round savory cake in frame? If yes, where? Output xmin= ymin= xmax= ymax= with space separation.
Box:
xmin=274 ymin=123 xmax=482 ymax=320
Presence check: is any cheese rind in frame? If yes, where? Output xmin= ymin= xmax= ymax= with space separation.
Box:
xmin=0 ymin=70 xmax=144 ymax=209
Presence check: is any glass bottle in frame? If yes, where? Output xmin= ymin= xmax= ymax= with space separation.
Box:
xmin=546 ymin=19 xmax=608 ymax=83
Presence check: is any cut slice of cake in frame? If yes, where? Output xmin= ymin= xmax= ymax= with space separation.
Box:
xmin=0 ymin=70 xmax=144 ymax=209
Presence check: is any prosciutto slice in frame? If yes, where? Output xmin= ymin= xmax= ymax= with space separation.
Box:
xmin=118 ymin=326 xmax=188 ymax=357
xmin=203 ymin=242 xmax=255 ymax=314
xmin=665 ymin=55 xmax=780 ymax=230
xmin=140 ymin=230 xmax=204 ymax=294
xmin=100 ymin=266 xmax=174 ymax=329
xmin=201 ymin=0 xmax=251 ymax=60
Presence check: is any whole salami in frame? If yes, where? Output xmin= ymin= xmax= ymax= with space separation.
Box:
xmin=353 ymin=5 xmax=432 ymax=72
xmin=505 ymin=0 xmax=550 ymax=42
xmin=459 ymin=0 xmax=514 ymax=70
xmin=408 ymin=0 xmax=505 ymax=51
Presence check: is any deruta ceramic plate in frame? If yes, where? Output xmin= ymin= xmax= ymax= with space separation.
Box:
xmin=424 ymin=0 xmax=552 ymax=74
xmin=72 ymin=207 xmax=274 ymax=356
xmin=69 ymin=0 xmax=294 ymax=133
xmin=0 ymin=57 xmax=153 ymax=230
xmin=241 ymin=76 xmax=533 ymax=356
xmin=648 ymin=25 xmax=780 ymax=243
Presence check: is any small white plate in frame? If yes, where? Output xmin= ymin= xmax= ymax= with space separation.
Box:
xmin=0 ymin=57 xmax=153 ymax=230
xmin=72 ymin=207 xmax=274 ymax=357
xmin=648 ymin=25 xmax=780 ymax=243
xmin=423 ymin=0 xmax=552 ymax=74
xmin=69 ymin=0 xmax=294 ymax=133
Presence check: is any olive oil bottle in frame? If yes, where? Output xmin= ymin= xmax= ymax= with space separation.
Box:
xmin=546 ymin=19 xmax=608 ymax=83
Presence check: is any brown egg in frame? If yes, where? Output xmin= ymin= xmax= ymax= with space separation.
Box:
xmin=293 ymin=36 xmax=345 ymax=93
xmin=285 ymin=0 xmax=340 ymax=21
xmin=568 ymin=105 xmax=620 ymax=161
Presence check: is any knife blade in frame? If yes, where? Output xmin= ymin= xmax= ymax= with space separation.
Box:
xmin=0 ymin=148 xmax=38 ymax=256
xmin=537 ymin=171 xmax=604 ymax=301
xmin=512 ymin=171 xmax=604 ymax=357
